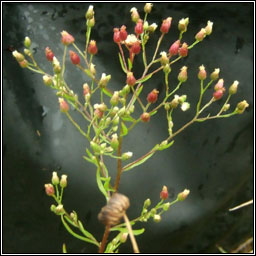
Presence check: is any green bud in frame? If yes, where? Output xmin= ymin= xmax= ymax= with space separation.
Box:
xmin=163 ymin=202 xmax=171 ymax=211
xmin=55 ymin=204 xmax=65 ymax=215
xmin=24 ymin=48 xmax=32 ymax=56
xmin=24 ymin=36 xmax=31 ymax=48
xmin=120 ymin=233 xmax=128 ymax=243
xmin=153 ymin=214 xmax=161 ymax=223
xmin=50 ymin=204 xmax=56 ymax=213
xmin=143 ymin=198 xmax=151 ymax=208
xmin=60 ymin=175 xmax=68 ymax=188
xmin=122 ymin=152 xmax=133 ymax=160
xmin=51 ymin=171 xmax=59 ymax=185
xmin=90 ymin=141 xmax=101 ymax=154
xmin=163 ymin=64 xmax=171 ymax=74
xmin=110 ymin=91 xmax=119 ymax=106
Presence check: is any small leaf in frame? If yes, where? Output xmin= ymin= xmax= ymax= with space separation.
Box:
xmin=157 ymin=140 xmax=174 ymax=151
xmin=110 ymin=227 xmax=145 ymax=236
xmin=102 ymin=88 xmax=113 ymax=98
xmin=62 ymin=243 xmax=67 ymax=253
xmin=150 ymin=110 xmax=157 ymax=116
xmin=96 ymin=168 xmax=108 ymax=200
xmin=118 ymin=53 xmax=127 ymax=73
xmin=83 ymin=156 xmax=96 ymax=165
xmin=78 ymin=221 xmax=97 ymax=240
xmin=121 ymin=122 xmax=128 ymax=137
xmin=121 ymin=115 xmax=136 ymax=122
xmin=123 ymin=151 xmax=155 ymax=172
xmin=128 ymin=58 xmax=133 ymax=70
xmin=136 ymin=73 xmax=152 ymax=84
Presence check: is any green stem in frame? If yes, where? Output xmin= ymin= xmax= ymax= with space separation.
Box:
xmin=61 ymin=45 xmax=67 ymax=77
xmin=188 ymin=40 xmax=200 ymax=49
xmin=196 ymin=80 xmax=204 ymax=114
xmin=27 ymin=66 xmax=45 ymax=74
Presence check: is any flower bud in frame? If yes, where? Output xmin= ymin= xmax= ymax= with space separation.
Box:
xmin=148 ymin=23 xmax=158 ymax=33
xmin=60 ymin=175 xmax=68 ymax=188
xmin=69 ymin=50 xmax=80 ymax=65
xmin=53 ymin=57 xmax=61 ymax=74
xmin=120 ymin=233 xmax=128 ymax=243
xmin=198 ymin=65 xmax=207 ymax=80
xmin=213 ymin=89 xmax=224 ymax=100
xmin=229 ymin=80 xmax=239 ymax=95
xmin=83 ymin=83 xmax=90 ymax=96
xmin=45 ymin=47 xmax=54 ymax=62
xmin=113 ymin=28 xmax=121 ymax=43
xmin=143 ymin=21 xmax=149 ymax=31
xmin=160 ymin=185 xmax=168 ymax=200
xmin=61 ymin=31 xmax=75 ymax=45
xmin=195 ymin=28 xmax=206 ymax=41
xmin=169 ymin=40 xmax=180 ymax=57
xmin=50 ymin=204 xmax=56 ymax=213
xmin=147 ymin=89 xmax=159 ymax=103
xmin=135 ymin=19 xmax=144 ymax=35
xmin=170 ymin=95 xmax=180 ymax=108
xmin=163 ymin=64 xmax=171 ymax=74
xmin=112 ymin=114 xmax=120 ymax=125
xmin=160 ymin=17 xmax=172 ymax=34
xmin=55 ymin=204 xmax=65 ymax=215
xmin=130 ymin=7 xmax=140 ymax=23
xmin=163 ymin=202 xmax=171 ymax=211
xmin=177 ymin=189 xmax=190 ymax=201
xmin=88 ymin=40 xmax=98 ymax=55
xmin=24 ymin=36 xmax=31 ymax=48
xmin=153 ymin=214 xmax=161 ymax=223
xmin=87 ymin=17 xmax=95 ymax=27
xmin=99 ymin=73 xmax=111 ymax=88
xmin=144 ymin=3 xmax=153 ymax=13
xmin=181 ymin=102 xmax=190 ymax=111
xmin=85 ymin=5 xmax=94 ymax=20
xmin=120 ymin=84 xmax=130 ymax=96
xmin=160 ymin=51 xmax=169 ymax=66
xmin=89 ymin=63 xmax=96 ymax=76
xmin=210 ymin=68 xmax=220 ymax=81
xmin=178 ymin=18 xmax=189 ymax=32
xmin=130 ymin=41 xmax=141 ymax=55
xmin=45 ymin=184 xmax=55 ymax=196
xmin=120 ymin=25 xmax=128 ymax=41
xmin=126 ymin=72 xmax=136 ymax=86
xmin=140 ymin=112 xmax=150 ymax=123
xmin=12 ymin=50 xmax=25 ymax=62
xmin=58 ymin=98 xmax=69 ymax=112
xmin=90 ymin=141 xmax=102 ymax=153
xmin=51 ymin=171 xmax=59 ymax=185
xmin=110 ymin=133 xmax=119 ymax=150
xmin=19 ymin=60 xmax=28 ymax=68
xmin=214 ymin=79 xmax=225 ymax=91
xmin=236 ymin=100 xmax=249 ymax=114
xmin=223 ymin=104 xmax=230 ymax=112
xmin=178 ymin=66 xmax=188 ymax=82
xmin=43 ymin=75 xmax=53 ymax=86
xmin=178 ymin=95 xmax=187 ymax=104
xmin=122 ymin=152 xmax=133 ymax=160
xmin=143 ymin=198 xmax=151 ymax=208
xmin=179 ymin=42 xmax=188 ymax=57
xmin=110 ymin=91 xmax=119 ymax=106
xmin=205 ymin=21 xmax=213 ymax=35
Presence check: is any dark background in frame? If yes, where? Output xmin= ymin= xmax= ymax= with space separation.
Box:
xmin=2 ymin=2 xmax=254 ymax=254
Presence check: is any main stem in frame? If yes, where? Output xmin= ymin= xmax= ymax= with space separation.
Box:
xmin=99 ymin=224 xmax=110 ymax=253
xmin=114 ymin=132 xmax=123 ymax=192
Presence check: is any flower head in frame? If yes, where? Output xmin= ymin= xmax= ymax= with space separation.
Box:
xmin=61 ymin=31 xmax=75 ymax=45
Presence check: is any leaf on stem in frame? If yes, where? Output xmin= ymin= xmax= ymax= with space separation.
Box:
xmin=128 ymin=58 xmax=133 ymax=71
xmin=121 ymin=115 xmax=136 ymax=122
xmin=157 ymin=140 xmax=174 ymax=151
xmin=102 ymin=88 xmax=113 ymax=97
xmin=110 ymin=227 xmax=145 ymax=236
xmin=62 ymin=243 xmax=67 ymax=253
xmin=121 ymin=122 xmax=128 ymax=137
xmin=130 ymin=85 xmax=144 ymax=107
xmin=96 ymin=167 xmax=108 ymax=200
xmin=78 ymin=220 xmax=97 ymax=241
xmin=136 ymin=73 xmax=152 ymax=84
xmin=118 ymin=53 xmax=127 ymax=73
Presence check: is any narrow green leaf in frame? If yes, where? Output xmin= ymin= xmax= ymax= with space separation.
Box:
xmin=78 ymin=221 xmax=97 ymax=241
xmin=128 ymin=58 xmax=133 ymax=70
xmin=86 ymin=148 xmax=93 ymax=158
xmin=150 ymin=110 xmax=158 ymax=116
xmin=123 ymin=151 xmax=155 ymax=172
xmin=118 ymin=53 xmax=126 ymax=73
xmin=83 ymin=156 xmax=96 ymax=164
xmin=136 ymin=73 xmax=152 ymax=84
xmin=121 ymin=122 xmax=128 ymax=137
xmin=131 ymin=85 xmax=143 ymax=106
xmin=121 ymin=115 xmax=136 ymax=122
xmin=157 ymin=140 xmax=174 ymax=151
xmin=110 ymin=227 xmax=145 ymax=236
xmin=96 ymin=168 xmax=108 ymax=200
xmin=102 ymin=88 xmax=113 ymax=98
xmin=62 ymin=243 xmax=67 ymax=253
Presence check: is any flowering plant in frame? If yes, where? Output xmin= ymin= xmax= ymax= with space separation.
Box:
xmin=12 ymin=3 xmax=249 ymax=253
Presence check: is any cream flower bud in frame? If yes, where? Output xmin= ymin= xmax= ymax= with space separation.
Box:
xmin=86 ymin=5 xmax=94 ymax=20
xmin=144 ymin=3 xmax=153 ymax=13
xmin=229 ymin=80 xmax=239 ymax=95
xmin=181 ymin=102 xmax=190 ymax=111
xmin=52 ymin=171 xmax=59 ymax=185
xmin=177 ymin=189 xmax=190 ymax=201
xmin=205 ymin=21 xmax=213 ymax=35
xmin=122 ymin=152 xmax=133 ymax=160
xmin=210 ymin=68 xmax=220 ymax=81
xmin=60 ymin=175 xmax=68 ymax=188
xmin=148 ymin=23 xmax=158 ymax=33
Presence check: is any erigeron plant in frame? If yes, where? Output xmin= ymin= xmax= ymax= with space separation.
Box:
xmin=13 ymin=3 xmax=249 ymax=253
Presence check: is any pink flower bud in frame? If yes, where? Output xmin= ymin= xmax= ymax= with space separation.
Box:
xmin=45 ymin=47 xmax=54 ymax=61
xmin=130 ymin=41 xmax=141 ymax=54
xmin=19 ymin=60 xmax=28 ymax=68
xmin=61 ymin=31 xmax=75 ymax=45
xmin=140 ymin=112 xmax=150 ymax=123
xmin=147 ymin=89 xmax=159 ymax=103
xmin=120 ymin=25 xmax=128 ymax=41
xmin=113 ymin=28 xmax=121 ymax=43
xmin=214 ymin=79 xmax=224 ymax=91
xmin=213 ymin=89 xmax=224 ymax=100
xmin=12 ymin=50 xmax=25 ymax=62
xmin=177 ymin=189 xmax=190 ymax=201
xmin=195 ymin=28 xmax=206 ymax=41
xmin=88 ymin=40 xmax=98 ymax=55
xmin=178 ymin=66 xmax=188 ymax=82
xmin=83 ymin=83 xmax=90 ymax=96
xmin=44 ymin=184 xmax=55 ymax=196
xmin=169 ymin=40 xmax=180 ymax=57
xmin=69 ymin=50 xmax=80 ymax=65
xmin=160 ymin=17 xmax=172 ymax=34
xmin=126 ymin=72 xmax=136 ymax=86
xmin=198 ymin=65 xmax=207 ymax=80
xmin=160 ymin=185 xmax=169 ymax=200
xmin=59 ymin=98 xmax=69 ymax=112
xmin=179 ymin=42 xmax=188 ymax=57
xmin=135 ymin=19 xmax=144 ymax=35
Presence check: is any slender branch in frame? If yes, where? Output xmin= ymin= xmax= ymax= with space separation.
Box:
xmin=114 ymin=125 xmax=123 ymax=192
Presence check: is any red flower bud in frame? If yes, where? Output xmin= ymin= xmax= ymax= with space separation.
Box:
xmin=195 ymin=28 xmax=206 ymax=41
xmin=44 ymin=184 xmax=55 ymax=196
xmin=198 ymin=65 xmax=207 ymax=80
xmin=214 ymin=79 xmax=224 ymax=91
xmin=169 ymin=40 xmax=180 ymax=57
xmin=94 ymin=108 xmax=104 ymax=119
xmin=160 ymin=185 xmax=169 ymax=200
xmin=135 ymin=19 xmax=144 ymax=35
xmin=147 ymin=89 xmax=159 ymax=103
xmin=126 ymin=72 xmax=136 ymax=86
xmin=45 ymin=47 xmax=54 ymax=61
xmin=130 ymin=41 xmax=141 ymax=54
xmin=69 ymin=50 xmax=80 ymax=65
xmin=213 ymin=89 xmax=224 ymax=100
xmin=59 ymin=98 xmax=69 ymax=112
xmin=61 ymin=31 xmax=75 ymax=45
xmin=120 ymin=25 xmax=128 ymax=41
xmin=160 ymin=17 xmax=172 ymax=34
xmin=113 ymin=28 xmax=121 ymax=43
xmin=179 ymin=42 xmax=188 ymax=57
xmin=140 ymin=112 xmax=150 ymax=123
xmin=88 ymin=40 xmax=98 ymax=55
xmin=19 ymin=60 xmax=28 ymax=68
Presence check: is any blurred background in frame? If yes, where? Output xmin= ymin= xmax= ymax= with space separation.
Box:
xmin=2 ymin=2 xmax=254 ymax=253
